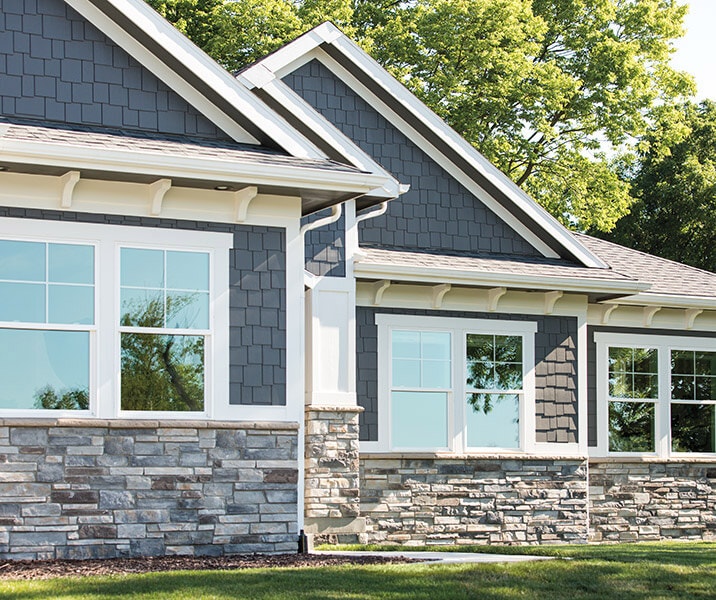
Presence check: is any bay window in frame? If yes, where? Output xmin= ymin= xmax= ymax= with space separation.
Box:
xmin=596 ymin=333 xmax=716 ymax=456
xmin=0 ymin=218 xmax=230 ymax=419
xmin=376 ymin=314 xmax=536 ymax=453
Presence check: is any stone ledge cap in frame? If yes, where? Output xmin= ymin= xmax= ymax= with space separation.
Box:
xmin=0 ymin=418 xmax=299 ymax=430
xmin=361 ymin=452 xmax=588 ymax=461
xmin=305 ymin=406 xmax=365 ymax=413
xmin=590 ymin=456 xmax=716 ymax=464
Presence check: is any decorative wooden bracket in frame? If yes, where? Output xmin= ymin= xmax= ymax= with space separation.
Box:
xmin=148 ymin=179 xmax=172 ymax=216
xmin=685 ymin=308 xmax=703 ymax=330
xmin=234 ymin=186 xmax=258 ymax=222
xmin=371 ymin=280 xmax=391 ymax=306
xmin=600 ymin=304 xmax=618 ymax=325
xmin=431 ymin=283 xmax=451 ymax=309
xmin=543 ymin=291 xmax=563 ymax=315
xmin=486 ymin=287 xmax=506 ymax=312
xmin=643 ymin=306 xmax=661 ymax=327
xmin=59 ymin=171 xmax=80 ymax=209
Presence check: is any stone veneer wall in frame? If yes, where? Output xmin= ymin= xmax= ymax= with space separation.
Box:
xmin=589 ymin=461 xmax=716 ymax=542
xmin=358 ymin=457 xmax=588 ymax=545
xmin=0 ymin=420 xmax=299 ymax=560
xmin=304 ymin=408 xmax=363 ymax=535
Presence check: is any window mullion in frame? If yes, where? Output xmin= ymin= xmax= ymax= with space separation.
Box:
xmin=658 ymin=345 xmax=670 ymax=458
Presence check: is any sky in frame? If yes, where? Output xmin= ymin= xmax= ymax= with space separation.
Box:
xmin=671 ymin=0 xmax=716 ymax=100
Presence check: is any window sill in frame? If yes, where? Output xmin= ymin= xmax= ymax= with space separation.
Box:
xmin=360 ymin=451 xmax=587 ymax=461
xmin=589 ymin=455 xmax=716 ymax=464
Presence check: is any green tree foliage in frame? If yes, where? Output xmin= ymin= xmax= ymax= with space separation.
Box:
xmin=34 ymin=386 xmax=89 ymax=410
xmin=605 ymin=100 xmax=716 ymax=272
xmin=144 ymin=0 xmax=694 ymax=231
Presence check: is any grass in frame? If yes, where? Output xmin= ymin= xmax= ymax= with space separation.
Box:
xmin=2 ymin=542 xmax=716 ymax=600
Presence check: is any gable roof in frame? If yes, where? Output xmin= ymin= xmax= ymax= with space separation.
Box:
xmin=238 ymin=22 xmax=608 ymax=269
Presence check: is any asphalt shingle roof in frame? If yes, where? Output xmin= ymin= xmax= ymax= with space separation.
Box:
xmin=0 ymin=118 xmax=363 ymax=174
xmin=574 ymin=234 xmax=716 ymax=299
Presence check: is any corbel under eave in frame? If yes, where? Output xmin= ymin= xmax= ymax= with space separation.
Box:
xmin=148 ymin=178 xmax=172 ymax=216
xmin=59 ymin=171 xmax=81 ymax=209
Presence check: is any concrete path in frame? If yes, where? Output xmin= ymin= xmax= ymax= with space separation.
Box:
xmin=313 ymin=549 xmax=554 ymax=564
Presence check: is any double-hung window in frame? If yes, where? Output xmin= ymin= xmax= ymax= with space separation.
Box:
xmin=376 ymin=314 xmax=536 ymax=453
xmin=0 ymin=218 xmax=230 ymax=419
xmin=596 ymin=333 xmax=716 ymax=456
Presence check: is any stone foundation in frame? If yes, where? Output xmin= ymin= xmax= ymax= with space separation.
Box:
xmin=358 ymin=456 xmax=588 ymax=545
xmin=589 ymin=460 xmax=716 ymax=542
xmin=304 ymin=407 xmax=364 ymax=536
xmin=0 ymin=420 xmax=299 ymax=560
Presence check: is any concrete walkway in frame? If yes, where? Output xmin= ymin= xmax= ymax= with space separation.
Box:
xmin=313 ymin=549 xmax=554 ymax=564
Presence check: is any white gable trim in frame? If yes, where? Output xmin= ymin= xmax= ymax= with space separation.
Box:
xmin=241 ymin=23 xmax=608 ymax=268
xmin=64 ymin=0 xmax=326 ymax=159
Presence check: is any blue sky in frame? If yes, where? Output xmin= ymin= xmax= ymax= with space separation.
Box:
xmin=672 ymin=0 xmax=716 ymax=100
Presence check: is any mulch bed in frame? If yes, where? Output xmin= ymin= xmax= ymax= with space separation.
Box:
xmin=0 ymin=552 xmax=416 ymax=580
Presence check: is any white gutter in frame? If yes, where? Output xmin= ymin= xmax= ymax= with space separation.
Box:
xmin=300 ymin=204 xmax=342 ymax=236
xmin=0 ymin=140 xmax=393 ymax=195
xmin=354 ymin=261 xmax=650 ymax=296
xmin=601 ymin=293 xmax=716 ymax=310
xmin=355 ymin=201 xmax=389 ymax=224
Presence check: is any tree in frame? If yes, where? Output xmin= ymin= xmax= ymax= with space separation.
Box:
xmin=605 ymin=100 xmax=716 ymax=272
xmin=145 ymin=0 xmax=694 ymax=232
xmin=34 ymin=386 xmax=89 ymax=410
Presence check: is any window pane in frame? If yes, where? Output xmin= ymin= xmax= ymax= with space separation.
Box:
xmin=392 ymin=358 xmax=420 ymax=388
xmin=0 ymin=240 xmax=45 ymax=281
xmin=466 ymin=393 xmax=519 ymax=448
xmin=120 ymin=288 xmax=164 ymax=327
xmin=609 ymin=372 xmax=631 ymax=398
xmin=121 ymin=248 xmax=164 ymax=288
xmin=495 ymin=362 xmax=522 ymax=390
xmin=633 ymin=374 xmax=658 ymax=399
xmin=609 ymin=401 xmax=655 ymax=452
xmin=466 ymin=334 xmax=493 ymax=363
xmin=671 ymin=403 xmax=715 ymax=453
xmin=48 ymin=285 xmax=94 ymax=325
xmin=392 ymin=331 xmax=420 ymax=359
xmin=695 ymin=352 xmax=716 ymax=376
xmin=671 ymin=374 xmax=694 ymax=400
xmin=48 ymin=244 xmax=93 ymax=284
xmin=608 ymin=347 xmax=632 ymax=373
xmin=166 ymin=291 xmax=209 ymax=330
xmin=0 ymin=329 xmax=89 ymax=410
xmin=421 ymin=332 xmax=450 ymax=360
xmin=671 ymin=350 xmax=694 ymax=375
xmin=495 ymin=336 xmax=522 ymax=363
xmin=166 ymin=251 xmax=209 ymax=292
xmin=391 ymin=391 xmax=447 ymax=448
xmin=696 ymin=377 xmax=716 ymax=401
xmin=121 ymin=333 xmax=204 ymax=412
xmin=466 ymin=360 xmax=493 ymax=389
xmin=0 ymin=282 xmax=45 ymax=322
xmin=633 ymin=348 xmax=658 ymax=374
xmin=421 ymin=359 xmax=450 ymax=389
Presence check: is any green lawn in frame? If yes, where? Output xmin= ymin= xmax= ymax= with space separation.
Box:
xmin=2 ymin=542 xmax=716 ymax=600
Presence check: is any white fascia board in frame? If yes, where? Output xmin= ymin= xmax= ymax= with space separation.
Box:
xmin=602 ymin=293 xmax=716 ymax=310
xmin=64 ymin=0 xmax=325 ymax=159
xmin=247 ymin=22 xmax=607 ymax=269
xmin=238 ymin=74 xmax=401 ymax=198
xmin=354 ymin=261 xmax=650 ymax=296
xmin=0 ymin=139 xmax=391 ymax=194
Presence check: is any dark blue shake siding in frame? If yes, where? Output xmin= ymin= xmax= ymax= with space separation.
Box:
xmin=0 ymin=0 xmax=230 ymax=140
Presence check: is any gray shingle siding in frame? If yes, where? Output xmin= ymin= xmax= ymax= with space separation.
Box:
xmin=587 ymin=326 xmax=716 ymax=447
xmin=0 ymin=206 xmax=286 ymax=406
xmin=301 ymin=208 xmax=345 ymax=277
xmin=357 ymin=307 xmax=577 ymax=443
xmin=283 ymin=60 xmax=541 ymax=258
xmin=0 ymin=0 xmax=231 ymax=140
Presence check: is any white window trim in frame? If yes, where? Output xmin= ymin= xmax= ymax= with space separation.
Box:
xmin=594 ymin=332 xmax=716 ymax=458
xmin=366 ymin=313 xmax=537 ymax=454
xmin=0 ymin=217 xmax=231 ymax=420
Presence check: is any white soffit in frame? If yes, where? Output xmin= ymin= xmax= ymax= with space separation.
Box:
xmin=63 ymin=0 xmax=327 ymax=159
xmin=241 ymin=22 xmax=608 ymax=269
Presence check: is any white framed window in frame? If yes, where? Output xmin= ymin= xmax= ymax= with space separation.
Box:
xmin=595 ymin=332 xmax=716 ymax=457
xmin=0 ymin=217 xmax=231 ymax=419
xmin=373 ymin=314 xmax=537 ymax=453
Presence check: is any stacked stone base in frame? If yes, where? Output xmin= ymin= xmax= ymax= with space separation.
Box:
xmin=358 ymin=456 xmax=588 ymax=545
xmin=589 ymin=460 xmax=716 ymax=542
xmin=0 ymin=420 xmax=299 ymax=560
